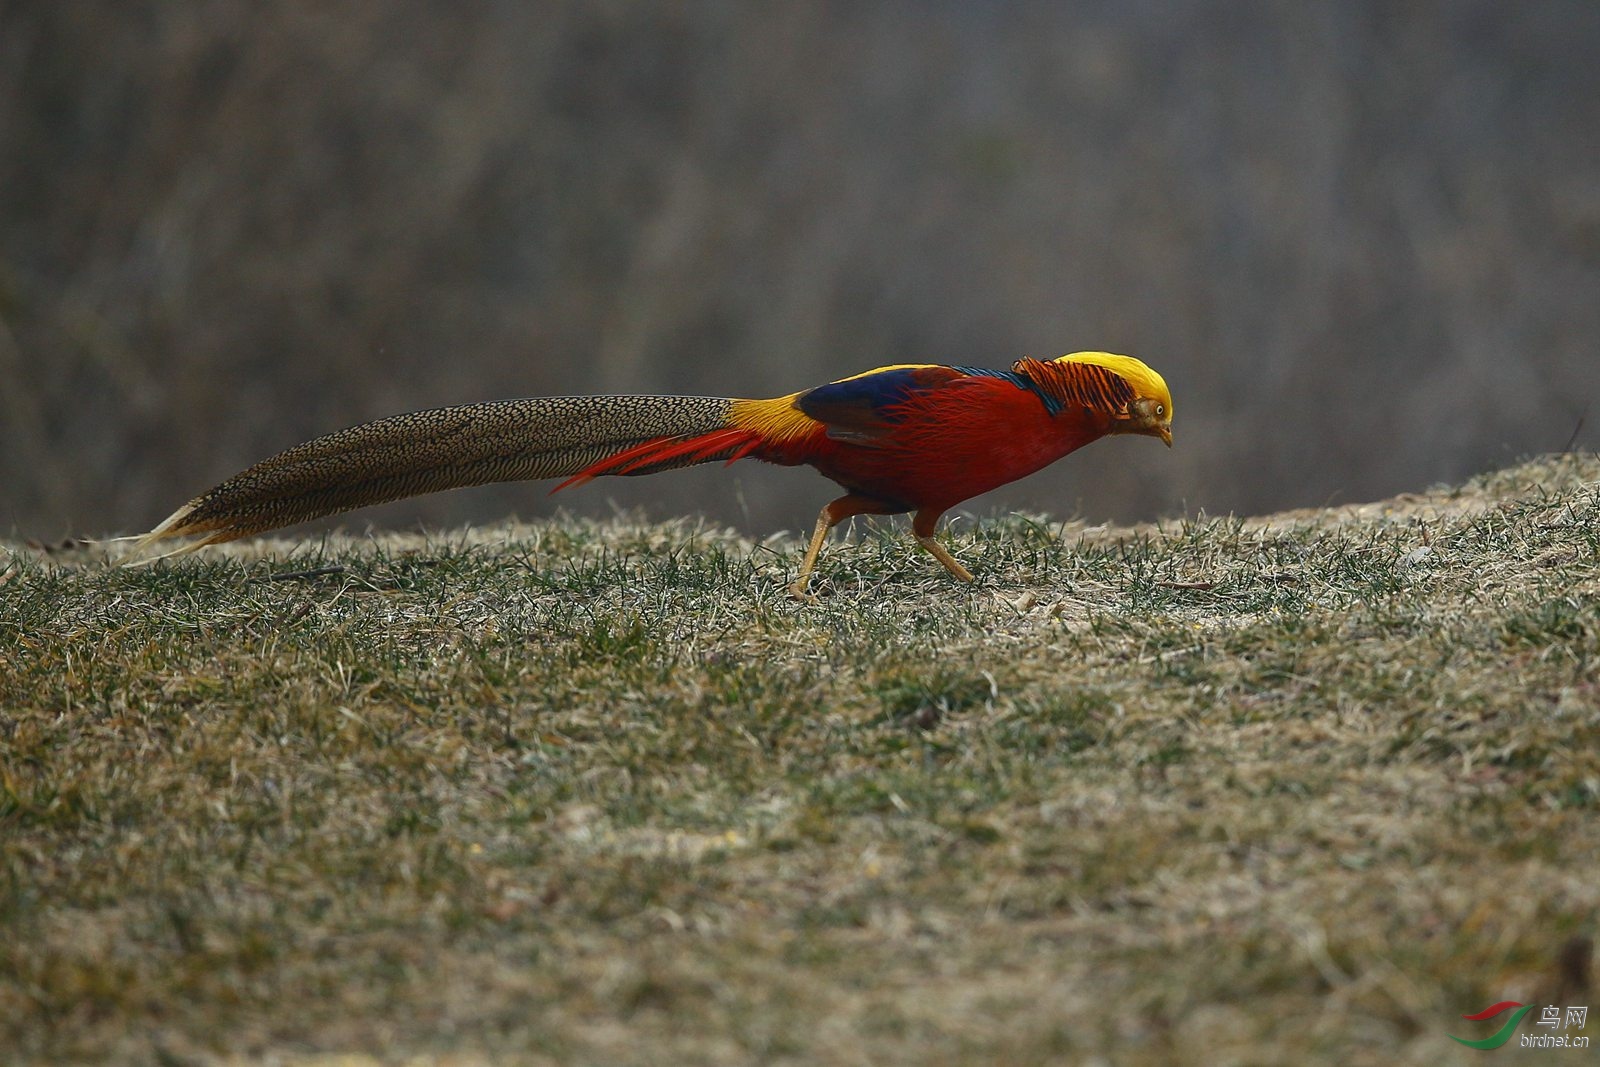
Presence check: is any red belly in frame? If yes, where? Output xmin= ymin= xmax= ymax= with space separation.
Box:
xmin=791 ymin=382 xmax=1115 ymax=513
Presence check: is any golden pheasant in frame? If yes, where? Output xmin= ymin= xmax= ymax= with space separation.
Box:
xmin=129 ymin=352 xmax=1173 ymax=596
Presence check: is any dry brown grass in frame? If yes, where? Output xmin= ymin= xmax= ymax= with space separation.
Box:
xmin=3 ymin=454 xmax=1598 ymax=1065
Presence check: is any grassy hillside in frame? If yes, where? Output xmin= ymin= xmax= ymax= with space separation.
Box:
xmin=2 ymin=454 xmax=1597 ymax=1065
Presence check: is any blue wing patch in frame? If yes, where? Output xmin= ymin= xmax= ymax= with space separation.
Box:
xmin=796 ymin=363 xmax=1057 ymax=442
xmin=797 ymin=366 xmax=963 ymax=441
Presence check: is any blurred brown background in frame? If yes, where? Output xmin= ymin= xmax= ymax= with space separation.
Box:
xmin=3 ymin=2 xmax=1597 ymax=541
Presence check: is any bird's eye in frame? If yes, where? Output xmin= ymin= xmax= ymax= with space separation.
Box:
xmin=1154 ymin=404 xmax=1165 ymax=417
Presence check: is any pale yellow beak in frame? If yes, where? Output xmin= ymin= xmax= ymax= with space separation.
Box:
xmin=1159 ymin=426 xmax=1173 ymax=448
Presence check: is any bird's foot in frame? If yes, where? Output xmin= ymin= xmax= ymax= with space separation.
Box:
xmin=787 ymin=578 xmax=820 ymax=604
xmin=916 ymin=536 xmax=974 ymax=582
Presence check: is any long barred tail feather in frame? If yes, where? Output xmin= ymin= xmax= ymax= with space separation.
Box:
xmin=123 ymin=394 xmax=741 ymax=559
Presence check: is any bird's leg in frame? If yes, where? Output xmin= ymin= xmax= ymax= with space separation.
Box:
xmin=789 ymin=511 xmax=835 ymax=600
xmin=913 ymin=508 xmax=973 ymax=582
xmin=789 ymin=494 xmax=892 ymax=600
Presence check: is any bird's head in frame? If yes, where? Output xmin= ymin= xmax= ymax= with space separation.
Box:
xmin=1124 ymin=393 xmax=1173 ymax=447
xmin=1054 ymin=352 xmax=1173 ymax=447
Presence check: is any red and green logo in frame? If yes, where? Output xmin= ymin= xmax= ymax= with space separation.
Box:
xmin=1450 ymin=1001 xmax=1535 ymax=1050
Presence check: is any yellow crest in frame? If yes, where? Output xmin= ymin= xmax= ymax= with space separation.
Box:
xmin=1050 ymin=352 xmax=1172 ymax=418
